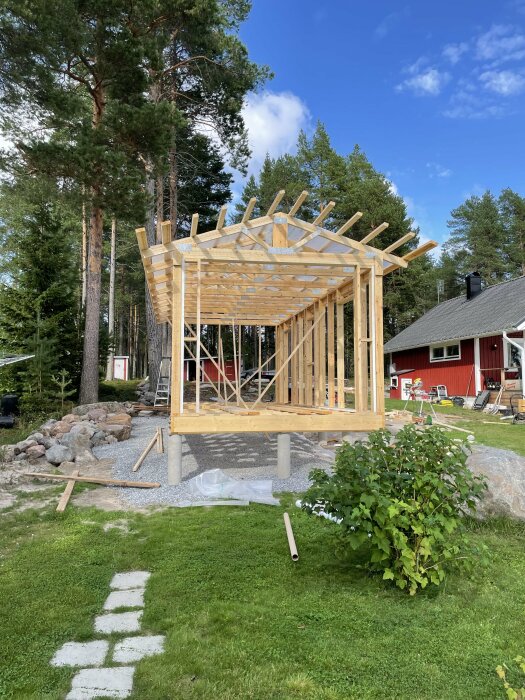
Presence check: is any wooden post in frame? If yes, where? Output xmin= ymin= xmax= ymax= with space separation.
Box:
xmin=314 ymin=302 xmax=320 ymax=406
xmin=373 ymin=261 xmax=385 ymax=419
xmin=195 ymin=259 xmax=201 ymax=413
xmin=232 ymin=321 xmax=239 ymax=406
xmin=353 ymin=267 xmax=362 ymax=412
xmin=360 ymin=273 xmax=369 ymax=411
xmin=298 ymin=312 xmax=305 ymax=405
xmin=171 ymin=265 xmax=183 ymax=417
xmin=305 ymin=310 xmax=313 ymax=406
xmin=336 ymin=301 xmax=345 ymax=408
xmin=319 ymin=301 xmax=326 ymax=406
xmin=327 ymin=296 xmax=335 ymax=407
xmin=258 ymin=326 xmax=262 ymax=400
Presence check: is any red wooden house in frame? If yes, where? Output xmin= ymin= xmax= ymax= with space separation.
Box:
xmin=385 ymin=274 xmax=525 ymax=403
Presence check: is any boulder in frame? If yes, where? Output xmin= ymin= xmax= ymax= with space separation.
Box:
xmin=96 ymin=422 xmax=131 ymax=441
xmin=468 ymin=445 xmax=525 ymax=520
xmin=69 ymin=422 xmax=97 ymax=438
xmin=90 ymin=430 xmax=107 ymax=447
xmin=142 ymin=392 xmax=156 ymax=405
xmin=72 ymin=401 xmax=124 ymax=416
xmin=14 ymin=452 xmax=28 ymax=462
xmin=87 ymin=408 xmax=107 ymax=422
xmin=61 ymin=413 xmax=79 ymax=424
xmin=50 ymin=421 xmax=72 ymax=436
xmin=59 ymin=432 xmax=97 ymax=463
xmin=105 ymin=435 xmax=118 ymax=444
xmin=26 ymin=444 xmax=46 ymax=460
xmin=45 ymin=444 xmax=74 ymax=465
xmin=105 ymin=413 xmax=132 ymax=427
xmin=40 ymin=418 xmax=58 ymax=435
xmin=15 ymin=438 xmax=38 ymax=454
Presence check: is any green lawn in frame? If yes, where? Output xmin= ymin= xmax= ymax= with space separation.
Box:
xmin=385 ymin=398 xmax=525 ymax=457
xmin=0 ymin=499 xmax=524 ymax=699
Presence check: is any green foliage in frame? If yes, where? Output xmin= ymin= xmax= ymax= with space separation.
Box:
xmin=51 ymin=369 xmax=76 ymax=411
xmin=497 ymin=657 xmax=525 ymax=699
xmin=303 ymin=426 xmax=488 ymax=595
xmin=438 ymin=188 xmax=525 ymax=298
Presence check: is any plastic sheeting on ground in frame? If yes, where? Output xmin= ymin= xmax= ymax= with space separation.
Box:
xmin=187 ymin=469 xmax=280 ymax=506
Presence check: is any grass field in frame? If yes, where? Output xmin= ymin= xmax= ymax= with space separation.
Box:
xmin=385 ymin=398 xmax=525 ymax=457
xmin=0 ymin=497 xmax=524 ymax=699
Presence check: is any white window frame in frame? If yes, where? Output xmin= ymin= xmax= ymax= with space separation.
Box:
xmin=503 ymin=336 xmax=524 ymax=369
xmin=429 ymin=341 xmax=461 ymax=363
xmin=390 ymin=376 xmax=399 ymax=389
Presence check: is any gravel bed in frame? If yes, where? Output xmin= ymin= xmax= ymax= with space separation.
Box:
xmin=93 ymin=415 xmax=335 ymax=508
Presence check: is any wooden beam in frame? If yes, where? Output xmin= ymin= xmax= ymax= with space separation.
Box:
xmin=335 ymin=212 xmax=363 ymax=236
xmin=267 ymin=190 xmax=285 ymax=216
xmin=360 ymin=222 xmax=389 ymax=245
xmin=217 ymin=205 xmax=227 ymax=230
xmin=136 ymin=227 xmax=148 ymax=251
xmin=26 ymin=473 xmax=161 ymax=488
xmin=190 ymin=213 xmax=199 ymax=238
xmin=161 ymin=221 xmax=171 ymax=246
xmin=289 ymin=190 xmax=308 ymax=217
xmin=383 ymin=240 xmax=438 ymax=274
xmin=242 ymin=197 xmax=257 ymax=224
xmin=327 ymin=297 xmax=335 ymax=407
xmin=336 ymin=302 xmax=345 ymax=408
xmin=312 ymin=201 xmax=335 ymax=226
xmin=56 ymin=469 xmax=79 ymax=512
xmin=133 ymin=430 xmax=159 ymax=472
xmin=383 ymin=232 xmax=415 ymax=254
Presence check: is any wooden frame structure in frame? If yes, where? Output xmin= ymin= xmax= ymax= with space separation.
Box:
xmin=137 ymin=191 xmax=437 ymax=440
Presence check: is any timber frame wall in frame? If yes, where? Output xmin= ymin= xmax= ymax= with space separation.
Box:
xmin=137 ymin=191 xmax=437 ymax=436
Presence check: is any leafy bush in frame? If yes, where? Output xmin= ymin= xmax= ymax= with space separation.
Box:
xmin=302 ymin=426 xmax=487 ymax=595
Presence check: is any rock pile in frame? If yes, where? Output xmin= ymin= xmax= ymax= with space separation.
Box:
xmin=0 ymin=402 xmax=134 ymax=485
xmin=135 ymin=380 xmax=155 ymax=406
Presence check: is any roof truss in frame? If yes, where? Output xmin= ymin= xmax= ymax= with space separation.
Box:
xmin=137 ymin=191 xmax=437 ymax=325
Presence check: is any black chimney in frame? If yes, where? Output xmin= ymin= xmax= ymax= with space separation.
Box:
xmin=465 ymin=272 xmax=482 ymax=300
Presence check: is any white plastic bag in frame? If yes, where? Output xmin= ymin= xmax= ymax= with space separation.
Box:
xmin=188 ymin=469 xmax=279 ymax=505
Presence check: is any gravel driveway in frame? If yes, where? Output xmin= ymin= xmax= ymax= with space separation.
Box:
xmin=93 ymin=416 xmax=334 ymax=508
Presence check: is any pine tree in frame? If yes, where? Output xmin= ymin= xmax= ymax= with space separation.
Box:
xmin=499 ymin=189 xmax=525 ymax=277
xmin=0 ymin=175 xmax=81 ymax=390
xmin=0 ymin=1 xmax=179 ymax=403
xmin=444 ymin=191 xmax=506 ymax=285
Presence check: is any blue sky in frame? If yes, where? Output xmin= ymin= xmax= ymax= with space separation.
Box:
xmin=237 ymin=0 xmax=525 ymax=249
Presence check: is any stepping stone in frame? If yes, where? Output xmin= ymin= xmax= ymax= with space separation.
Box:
xmin=51 ymin=641 xmax=109 ymax=668
xmin=66 ymin=666 xmax=135 ymax=699
xmin=110 ymin=571 xmax=151 ymax=590
xmin=112 ymin=635 xmax=165 ymax=663
xmin=103 ymin=588 xmax=144 ymax=611
xmin=94 ymin=611 xmax=142 ymax=634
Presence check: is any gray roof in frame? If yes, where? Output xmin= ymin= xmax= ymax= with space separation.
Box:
xmin=384 ymin=275 xmax=525 ymax=354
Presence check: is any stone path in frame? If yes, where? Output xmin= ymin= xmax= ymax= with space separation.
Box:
xmin=50 ymin=570 xmax=165 ymax=699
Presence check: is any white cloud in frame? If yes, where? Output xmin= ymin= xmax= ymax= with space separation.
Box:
xmin=242 ymin=91 xmax=310 ymax=173
xmin=426 ymin=162 xmax=452 ymax=178
xmin=396 ymin=67 xmax=450 ymax=96
xmin=442 ymin=42 xmax=469 ymax=64
xmin=443 ymin=88 xmax=507 ymax=119
xmin=476 ymin=24 xmax=525 ymax=64
xmin=479 ymin=69 xmax=525 ymax=95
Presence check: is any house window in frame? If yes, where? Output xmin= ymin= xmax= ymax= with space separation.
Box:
xmin=430 ymin=342 xmax=461 ymax=362
xmin=504 ymin=337 xmax=524 ymax=369
xmin=390 ymin=376 xmax=399 ymax=389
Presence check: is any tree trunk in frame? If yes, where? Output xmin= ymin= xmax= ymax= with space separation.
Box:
xmin=105 ymin=218 xmax=117 ymax=380
xmin=79 ymin=85 xmax=106 ymax=404
xmin=144 ymin=167 xmax=163 ymax=390
xmin=79 ymin=201 xmax=103 ymax=403
xmin=81 ymin=194 xmax=88 ymax=308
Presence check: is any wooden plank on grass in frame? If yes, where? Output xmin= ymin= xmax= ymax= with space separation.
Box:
xmin=26 ymin=473 xmax=160 ymax=488
xmin=56 ymin=469 xmax=79 ymax=512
